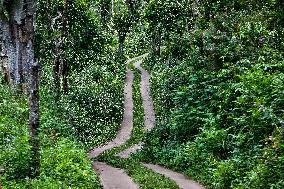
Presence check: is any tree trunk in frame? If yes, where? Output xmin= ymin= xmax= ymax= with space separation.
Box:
xmin=51 ymin=0 xmax=69 ymax=96
xmin=1 ymin=0 xmax=40 ymax=177
xmin=0 ymin=52 xmax=9 ymax=83
xmin=53 ymin=53 xmax=61 ymax=96
xmin=29 ymin=63 xmax=40 ymax=178
xmin=24 ymin=0 xmax=40 ymax=178
xmin=0 ymin=0 xmax=35 ymax=92
xmin=152 ymin=28 xmax=161 ymax=57
xmin=62 ymin=0 xmax=69 ymax=94
xmin=62 ymin=58 xmax=68 ymax=94
xmin=0 ymin=11 xmax=15 ymax=85
xmin=118 ymin=32 xmax=126 ymax=56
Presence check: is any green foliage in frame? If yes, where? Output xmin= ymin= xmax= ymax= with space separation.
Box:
xmin=145 ymin=0 xmax=184 ymax=34
xmin=39 ymin=137 xmax=101 ymax=188
xmin=140 ymin=0 xmax=284 ymax=188
xmin=0 ymin=83 xmax=101 ymax=188
xmin=2 ymin=0 xmax=283 ymax=188
xmin=113 ymin=2 xmax=133 ymax=34
xmin=103 ymin=157 xmax=180 ymax=189
xmin=36 ymin=0 xmax=125 ymax=148
xmin=0 ymin=84 xmax=31 ymax=180
xmin=1 ymin=0 xmax=122 ymax=186
xmin=63 ymin=63 xmax=124 ymax=148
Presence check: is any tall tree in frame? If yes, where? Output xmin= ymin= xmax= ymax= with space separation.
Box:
xmin=99 ymin=0 xmax=112 ymax=26
xmin=0 ymin=0 xmax=40 ymax=177
xmin=0 ymin=0 xmax=34 ymax=90
xmin=144 ymin=0 xmax=185 ymax=56
xmin=113 ymin=0 xmax=133 ymax=57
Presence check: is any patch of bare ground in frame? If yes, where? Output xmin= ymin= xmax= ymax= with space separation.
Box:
xmin=93 ymin=161 xmax=139 ymax=189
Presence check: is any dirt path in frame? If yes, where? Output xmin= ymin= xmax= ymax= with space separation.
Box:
xmin=134 ymin=60 xmax=155 ymax=131
xmin=117 ymin=59 xmax=155 ymax=158
xmin=119 ymin=58 xmax=205 ymax=189
xmin=116 ymin=142 xmax=143 ymax=158
xmin=143 ymin=164 xmax=205 ymax=189
xmin=89 ymin=68 xmax=137 ymax=189
xmin=89 ymin=55 xmax=205 ymax=189
xmin=93 ymin=162 xmax=139 ymax=189
xmin=89 ymin=68 xmax=134 ymax=158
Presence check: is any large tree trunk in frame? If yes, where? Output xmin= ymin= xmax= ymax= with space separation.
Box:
xmin=0 ymin=11 xmax=15 ymax=84
xmin=1 ymin=0 xmax=40 ymax=177
xmin=0 ymin=0 xmax=36 ymax=92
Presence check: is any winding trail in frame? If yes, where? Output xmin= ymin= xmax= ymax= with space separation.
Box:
xmin=116 ymin=59 xmax=155 ymax=158
xmin=119 ymin=57 xmax=205 ymax=189
xmin=88 ymin=68 xmax=137 ymax=189
xmin=88 ymin=68 xmax=134 ymax=158
xmin=89 ymin=55 xmax=205 ymax=189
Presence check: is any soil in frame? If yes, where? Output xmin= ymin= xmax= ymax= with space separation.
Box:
xmin=117 ymin=59 xmax=155 ymax=158
xmin=134 ymin=60 xmax=155 ymax=131
xmin=116 ymin=142 xmax=143 ymax=158
xmin=93 ymin=161 xmax=139 ymax=189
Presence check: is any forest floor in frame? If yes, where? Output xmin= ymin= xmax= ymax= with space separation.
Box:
xmin=88 ymin=55 xmax=205 ymax=189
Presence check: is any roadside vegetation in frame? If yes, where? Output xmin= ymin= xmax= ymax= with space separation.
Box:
xmin=140 ymin=1 xmax=284 ymax=188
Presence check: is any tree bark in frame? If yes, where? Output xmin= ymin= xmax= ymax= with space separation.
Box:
xmin=29 ymin=63 xmax=40 ymax=178
xmin=62 ymin=0 xmax=69 ymax=94
xmin=24 ymin=0 xmax=40 ymax=178
xmin=0 ymin=0 xmax=36 ymax=92
xmin=118 ymin=32 xmax=126 ymax=56
xmin=51 ymin=0 xmax=69 ymax=96
xmin=53 ymin=51 xmax=60 ymax=96
xmin=1 ymin=0 xmax=40 ymax=177
xmin=0 ymin=8 xmax=14 ymax=84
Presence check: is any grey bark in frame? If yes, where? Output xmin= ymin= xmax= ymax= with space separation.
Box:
xmin=1 ymin=0 xmax=40 ymax=177
xmin=29 ymin=63 xmax=40 ymax=177
xmin=0 ymin=0 xmax=36 ymax=91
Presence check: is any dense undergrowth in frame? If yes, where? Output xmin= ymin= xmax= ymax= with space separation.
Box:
xmin=140 ymin=1 xmax=284 ymax=188
xmin=1 ymin=0 xmax=125 ymax=188
xmin=0 ymin=81 xmax=101 ymax=188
